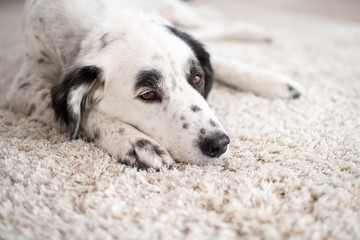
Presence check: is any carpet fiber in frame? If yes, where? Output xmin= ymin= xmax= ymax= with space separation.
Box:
xmin=1 ymin=1 xmax=359 ymax=239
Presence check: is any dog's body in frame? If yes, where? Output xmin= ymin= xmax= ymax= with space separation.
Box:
xmin=7 ymin=0 xmax=303 ymax=169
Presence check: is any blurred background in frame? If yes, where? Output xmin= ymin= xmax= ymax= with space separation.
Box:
xmin=1 ymin=0 xmax=359 ymax=47
xmin=0 ymin=0 xmax=359 ymax=100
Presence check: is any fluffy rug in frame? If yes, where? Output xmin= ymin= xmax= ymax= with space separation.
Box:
xmin=1 ymin=1 xmax=359 ymax=239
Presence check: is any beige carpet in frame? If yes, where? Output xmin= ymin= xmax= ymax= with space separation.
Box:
xmin=1 ymin=1 xmax=360 ymax=239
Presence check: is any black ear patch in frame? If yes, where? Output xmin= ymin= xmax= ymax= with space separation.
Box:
xmin=51 ymin=66 xmax=103 ymax=139
xmin=166 ymin=26 xmax=213 ymax=99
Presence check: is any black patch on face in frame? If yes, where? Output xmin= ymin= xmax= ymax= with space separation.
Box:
xmin=186 ymin=58 xmax=205 ymax=95
xmin=183 ymin=123 xmax=189 ymax=129
xmin=51 ymin=65 xmax=103 ymax=139
xmin=166 ymin=26 xmax=213 ymax=99
xmin=200 ymin=128 xmax=206 ymax=135
xmin=135 ymin=69 xmax=163 ymax=91
xmin=210 ymin=119 xmax=217 ymax=127
xmin=191 ymin=105 xmax=202 ymax=112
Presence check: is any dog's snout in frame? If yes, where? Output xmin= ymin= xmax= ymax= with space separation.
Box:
xmin=199 ymin=132 xmax=230 ymax=158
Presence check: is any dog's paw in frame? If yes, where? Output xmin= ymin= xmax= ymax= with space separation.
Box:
xmin=117 ymin=137 xmax=174 ymax=170
xmin=252 ymin=72 xmax=304 ymax=99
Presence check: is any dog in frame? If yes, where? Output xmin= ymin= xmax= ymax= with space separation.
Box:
xmin=7 ymin=0 xmax=303 ymax=169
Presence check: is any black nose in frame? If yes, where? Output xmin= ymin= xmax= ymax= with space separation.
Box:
xmin=199 ymin=132 xmax=230 ymax=158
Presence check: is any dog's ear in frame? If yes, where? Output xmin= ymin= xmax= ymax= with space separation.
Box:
xmin=166 ymin=26 xmax=213 ymax=99
xmin=51 ymin=65 xmax=104 ymax=139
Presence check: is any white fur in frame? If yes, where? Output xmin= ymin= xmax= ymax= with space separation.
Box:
xmin=7 ymin=0 xmax=303 ymax=169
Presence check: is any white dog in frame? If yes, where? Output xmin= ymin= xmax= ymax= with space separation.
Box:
xmin=7 ymin=0 xmax=303 ymax=169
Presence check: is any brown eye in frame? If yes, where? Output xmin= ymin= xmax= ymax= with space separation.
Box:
xmin=193 ymin=75 xmax=202 ymax=86
xmin=140 ymin=91 xmax=156 ymax=100
xmin=139 ymin=91 xmax=159 ymax=101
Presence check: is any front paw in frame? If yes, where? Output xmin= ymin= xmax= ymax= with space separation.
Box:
xmin=117 ymin=137 xmax=174 ymax=170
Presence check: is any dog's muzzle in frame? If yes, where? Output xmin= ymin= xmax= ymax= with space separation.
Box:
xmin=199 ymin=132 xmax=230 ymax=158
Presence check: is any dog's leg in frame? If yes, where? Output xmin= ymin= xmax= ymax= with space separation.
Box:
xmin=81 ymin=110 xmax=174 ymax=170
xmin=7 ymin=61 xmax=58 ymax=128
xmin=187 ymin=23 xmax=272 ymax=43
xmin=153 ymin=0 xmax=271 ymax=42
xmin=212 ymin=56 xmax=303 ymax=99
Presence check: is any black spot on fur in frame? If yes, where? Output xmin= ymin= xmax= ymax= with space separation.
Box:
xmin=19 ymin=83 xmax=30 ymax=89
xmin=93 ymin=128 xmax=100 ymax=140
xmin=100 ymin=33 xmax=109 ymax=49
xmin=183 ymin=123 xmax=189 ymax=129
xmin=171 ymin=76 xmax=177 ymax=91
xmin=51 ymin=65 xmax=103 ymax=139
xmin=117 ymin=157 xmax=129 ymax=165
xmin=166 ymin=26 xmax=213 ymax=99
xmin=200 ymin=128 xmax=206 ymax=135
xmin=41 ymin=92 xmax=49 ymax=100
xmin=210 ymin=119 xmax=217 ymax=127
xmin=39 ymin=18 xmax=44 ymax=23
xmin=180 ymin=115 xmax=185 ymax=121
xmin=119 ymin=128 xmax=125 ymax=134
xmin=127 ymin=149 xmax=137 ymax=158
xmin=135 ymin=139 xmax=151 ymax=149
xmin=136 ymin=161 xmax=150 ymax=170
xmin=28 ymin=104 xmax=36 ymax=116
xmin=40 ymin=51 xmax=50 ymax=59
xmin=153 ymin=145 xmax=165 ymax=155
xmin=191 ymin=105 xmax=202 ymax=112
xmin=38 ymin=52 xmax=51 ymax=64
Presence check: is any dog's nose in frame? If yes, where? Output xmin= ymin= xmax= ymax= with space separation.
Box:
xmin=199 ymin=132 xmax=230 ymax=158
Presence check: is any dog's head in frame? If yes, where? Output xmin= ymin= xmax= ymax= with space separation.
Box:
xmin=51 ymin=14 xmax=229 ymax=165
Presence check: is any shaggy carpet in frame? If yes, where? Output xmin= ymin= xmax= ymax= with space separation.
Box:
xmin=1 ymin=0 xmax=359 ymax=239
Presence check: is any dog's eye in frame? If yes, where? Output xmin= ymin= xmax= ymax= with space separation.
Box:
xmin=193 ymin=75 xmax=202 ymax=86
xmin=139 ymin=91 xmax=158 ymax=101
